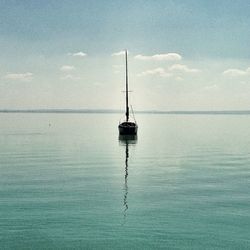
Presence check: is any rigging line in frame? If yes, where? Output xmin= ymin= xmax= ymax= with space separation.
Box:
xmin=130 ymin=105 xmax=137 ymax=123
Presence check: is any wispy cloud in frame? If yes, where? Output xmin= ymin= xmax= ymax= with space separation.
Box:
xmin=175 ymin=76 xmax=183 ymax=81
xmin=61 ymin=74 xmax=81 ymax=81
xmin=112 ymin=51 xmax=126 ymax=56
xmin=4 ymin=72 xmax=33 ymax=81
xmin=169 ymin=64 xmax=201 ymax=73
xmin=223 ymin=68 xmax=250 ymax=77
xmin=202 ymin=84 xmax=219 ymax=92
xmin=68 ymin=51 xmax=87 ymax=57
xmin=138 ymin=68 xmax=172 ymax=77
xmin=60 ymin=65 xmax=75 ymax=72
xmin=134 ymin=53 xmax=182 ymax=61
xmin=138 ymin=64 xmax=201 ymax=78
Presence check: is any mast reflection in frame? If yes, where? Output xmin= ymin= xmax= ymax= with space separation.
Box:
xmin=119 ymin=135 xmax=137 ymax=223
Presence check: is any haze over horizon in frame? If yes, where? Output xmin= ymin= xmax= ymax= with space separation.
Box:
xmin=1 ymin=0 xmax=250 ymax=111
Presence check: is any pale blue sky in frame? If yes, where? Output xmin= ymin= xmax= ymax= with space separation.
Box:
xmin=1 ymin=0 xmax=250 ymax=110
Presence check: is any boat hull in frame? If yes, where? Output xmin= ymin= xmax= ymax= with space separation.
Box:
xmin=118 ymin=122 xmax=138 ymax=135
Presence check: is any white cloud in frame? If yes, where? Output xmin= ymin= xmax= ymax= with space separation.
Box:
xmin=169 ymin=64 xmax=201 ymax=73
xmin=112 ymin=51 xmax=126 ymax=56
xmin=61 ymin=74 xmax=81 ymax=81
xmin=134 ymin=53 xmax=182 ymax=61
xmin=222 ymin=68 xmax=249 ymax=77
xmin=68 ymin=52 xmax=87 ymax=57
xmin=203 ymin=84 xmax=219 ymax=91
xmin=60 ymin=65 xmax=75 ymax=71
xmin=175 ymin=76 xmax=183 ymax=81
xmin=4 ymin=72 xmax=33 ymax=81
xmin=138 ymin=67 xmax=172 ymax=77
xmin=138 ymin=63 xmax=200 ymax=78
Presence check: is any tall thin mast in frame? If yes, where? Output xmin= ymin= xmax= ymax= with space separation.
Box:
xmin=125 ymin=50 xmax=129 ymax=122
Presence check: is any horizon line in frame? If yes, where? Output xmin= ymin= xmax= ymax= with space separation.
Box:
xmin=1 ymin=109 xmax=250 ymax=115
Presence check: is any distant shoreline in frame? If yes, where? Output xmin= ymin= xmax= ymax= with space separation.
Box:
xmin=1 ymin=109 xmax=250 ymax=115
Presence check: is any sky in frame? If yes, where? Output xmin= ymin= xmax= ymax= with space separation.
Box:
xmin=1 ymin=0 xmax=250 ymax=111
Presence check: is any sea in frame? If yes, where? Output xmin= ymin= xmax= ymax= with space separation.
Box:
xmin=1 ymin=112 xmax=250 ymax=249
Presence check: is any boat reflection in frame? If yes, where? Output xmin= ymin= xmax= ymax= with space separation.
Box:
xmin=119 ymin=135 xmax=137 ymax=224
xmin=119 ymin=135 xmax=138 ymax=145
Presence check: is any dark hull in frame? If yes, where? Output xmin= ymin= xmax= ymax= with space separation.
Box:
xmin=118 ymin=122 xmax=138 ymax=135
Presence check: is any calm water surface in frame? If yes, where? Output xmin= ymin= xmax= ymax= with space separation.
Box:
xmin=1 ymin=113 xmax=250 ymax=249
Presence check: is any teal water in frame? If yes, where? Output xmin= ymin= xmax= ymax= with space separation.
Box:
xmin=1 ymin=113 xmax=250 ymax=249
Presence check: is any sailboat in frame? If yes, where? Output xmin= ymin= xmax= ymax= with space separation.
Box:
xmin=118 ymin=50 xmax=138 ymax=135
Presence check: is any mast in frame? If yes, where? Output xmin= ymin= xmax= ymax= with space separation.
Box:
xmin=125 ymin=50 xmax=129 ymax=122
